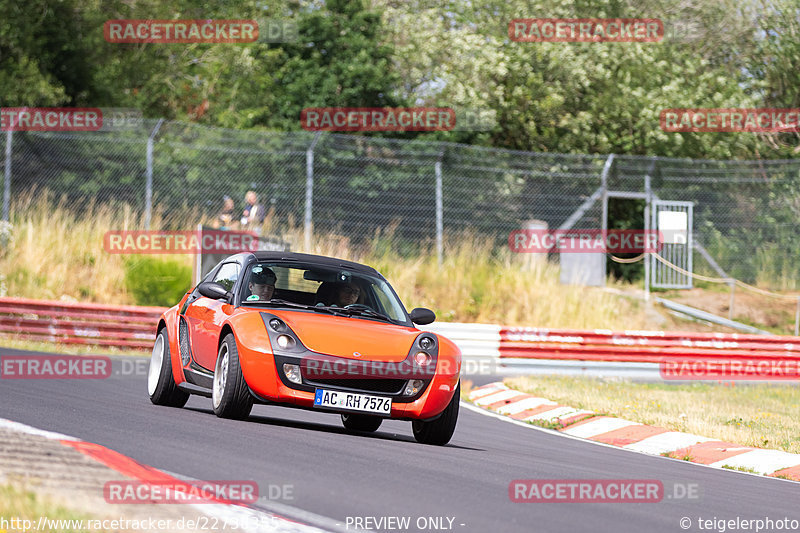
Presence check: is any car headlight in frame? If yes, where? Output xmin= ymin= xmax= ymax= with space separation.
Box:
xmin=419 ymin=336 xmax=436 ymax=350
xmin=414 ymin=351 xmax=432 ymax=366
xmin=276 ymin=334 xmax=296 ymax=349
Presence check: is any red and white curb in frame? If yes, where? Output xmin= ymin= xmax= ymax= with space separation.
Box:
xmin=0 ymin=418 xmax=335 ymax=533
xmin=468 ymin=382 xmax=800 ymax=482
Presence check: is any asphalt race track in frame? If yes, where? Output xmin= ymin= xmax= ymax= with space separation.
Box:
xmin=1 ymin=350 xmax=798 ymax=533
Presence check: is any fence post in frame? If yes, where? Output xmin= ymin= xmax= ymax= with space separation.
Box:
xmin=435 ymin=150 xmax=444 ymax=266
xmin=644 ymin=167 xmax=652 ymax=302
xmin=600 ymin=154 xmax=614 ymax=279
xmin=795 ymin=297 xmax=799 ymax=336
xmin=144 ymin=119 xmax=164 ymax=230
xmin=3 ymin=130 xmax=11 ymax=222
xmin=304 ymin=131 xmax=322 ymax=251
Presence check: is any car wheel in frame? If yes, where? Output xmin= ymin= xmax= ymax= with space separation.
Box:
xmin=412 ymin=381 xmax=460 ymax=445
xmin=212 ymin=333 xmax=253 ymax=420
xmin=148 ymin=328 xmax=190 ymax=408
xmin=341 ymin=413 xmax=383 ymax=432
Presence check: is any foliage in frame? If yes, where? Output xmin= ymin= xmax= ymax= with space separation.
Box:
xmin=123 ymin=256 xmax=192 ymax=306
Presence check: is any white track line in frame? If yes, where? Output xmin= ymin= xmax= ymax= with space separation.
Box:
xmin=623 ymin=432 xmax=714 ymax=455
xmin=496 ymin=397 xmax=557 ymax=415
xmin=473 ymin=389 xmax=520 ymax=406
xmin=709 ymin=450 xmax=800 ymax=475
xmin=561 ymin=418 xmax=639 ymax=438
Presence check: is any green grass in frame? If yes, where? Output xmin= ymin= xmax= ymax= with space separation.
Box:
xmin=721 ymin=465 xmax=759 ymax=474
xmin=0 ymin=337 xmax=150 ymax=356
xmin=0 ymin=484 xmax=111 ymax=533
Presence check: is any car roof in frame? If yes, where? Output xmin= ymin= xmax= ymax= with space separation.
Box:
xmin=234 ymin=251 xmax=381 ymax=276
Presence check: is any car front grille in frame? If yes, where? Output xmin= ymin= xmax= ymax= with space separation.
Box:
xmin=305 ymin=378 xmax=407 ymax=395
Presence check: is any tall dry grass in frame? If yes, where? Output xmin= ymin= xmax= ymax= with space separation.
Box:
xmin=0 ymin=195 xmax=646 ymax=329
xmin=0 ymin=191 xmax=192 ymax=303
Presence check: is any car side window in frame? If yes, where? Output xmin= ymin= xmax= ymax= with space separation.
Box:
xmin=213 ymin=262 xmax=240 ymax=292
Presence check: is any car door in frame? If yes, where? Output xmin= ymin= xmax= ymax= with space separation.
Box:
xmin=183 ymin=261 xmax=240 ymax=371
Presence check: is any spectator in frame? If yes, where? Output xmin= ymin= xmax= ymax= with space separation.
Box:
xmin=213 ymin=195 xmax=237 ymax=230
xmin=240 ymin=191 xmax=265 ymax=230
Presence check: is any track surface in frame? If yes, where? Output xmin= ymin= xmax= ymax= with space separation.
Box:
xmin=1 ymin=350 xmax=798 ymax=533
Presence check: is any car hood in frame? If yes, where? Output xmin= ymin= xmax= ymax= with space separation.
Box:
xmin=270 ymin=309 xmax=420 ymax=361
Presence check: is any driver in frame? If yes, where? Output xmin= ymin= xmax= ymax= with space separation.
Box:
xmin=333 ymin=281 xmax=361 ymax=307
xmin=247 ymin=267 xmax=276 ymax=301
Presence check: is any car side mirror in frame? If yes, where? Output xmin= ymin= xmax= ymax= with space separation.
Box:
xmin=198 ymin=281 xmax=233 ymax=302
xmin=409 ymin=307 xmax=436 ymax=325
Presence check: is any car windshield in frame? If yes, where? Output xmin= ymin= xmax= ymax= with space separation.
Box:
xmin=238 ymin=262 xmax=409 ymax=324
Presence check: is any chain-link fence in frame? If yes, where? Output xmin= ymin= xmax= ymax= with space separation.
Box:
xmin=3 ymin=121 xmax=800 ymax=289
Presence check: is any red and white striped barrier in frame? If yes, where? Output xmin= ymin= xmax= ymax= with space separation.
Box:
xmin=0 ymin=297 xmax=165 ymax=349
xmin=3 ymin=298 xmax=800 ymax=364
xmin=425 ymin=323 xmax=800 ymax=378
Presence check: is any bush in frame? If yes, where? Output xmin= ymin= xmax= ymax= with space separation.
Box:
xmin=123 ymin=257 xmax=192 ymax=307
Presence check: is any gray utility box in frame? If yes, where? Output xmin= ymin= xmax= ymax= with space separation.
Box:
xmin=559 ymin=252 xmax=605 ymax=286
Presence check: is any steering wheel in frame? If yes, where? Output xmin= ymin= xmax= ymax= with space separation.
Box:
xmin=344 ymin=303 xmax=373 ymax=311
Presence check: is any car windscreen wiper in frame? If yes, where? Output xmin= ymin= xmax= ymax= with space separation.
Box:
xmin=259 ymin=299 xmax=347 ymax=316
xmin=340 ymin=307 xmax=395 ymax=323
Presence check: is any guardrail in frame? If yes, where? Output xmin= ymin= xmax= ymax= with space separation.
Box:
xmin=0 ymin=297 xmax=165 ymax=349
xmin=499 ymin=327 xmax=800 ymax=361
xmin=2 ymin=298 xmax=800 ymax=369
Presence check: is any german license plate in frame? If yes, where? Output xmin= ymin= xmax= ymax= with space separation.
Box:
xmin=313 ymin=389 xmax=392 ymax=415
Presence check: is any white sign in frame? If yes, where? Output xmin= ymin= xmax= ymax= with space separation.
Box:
xmin=658 ymin=211 xmax=688 ymax=244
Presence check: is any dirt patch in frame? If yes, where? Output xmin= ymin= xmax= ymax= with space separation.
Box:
xmin=662 ymin=286 xmax=800 ymax=334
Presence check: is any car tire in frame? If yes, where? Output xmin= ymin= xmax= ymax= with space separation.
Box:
xmin=341 ymin=413 xmax=383 ymax=432
xmin=411 ymin=381 xmax=460 ymax=445
xmin=212 ymin=333 xmax=254 ymax=420
xmin=148 ymin=328 xmax=190 ymax=408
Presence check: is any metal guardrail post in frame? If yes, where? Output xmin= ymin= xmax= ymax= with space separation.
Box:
xmin=3 ymin=130 xmax=11 ymax=222
xmin=304 ymin=131 xmax=322 ymax=251
xmin=144 ymin=119 xmax=164 ymax=230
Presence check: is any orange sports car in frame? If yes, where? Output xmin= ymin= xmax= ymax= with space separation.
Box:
xmin=147 ymin=251 xmax=462 ymax=445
